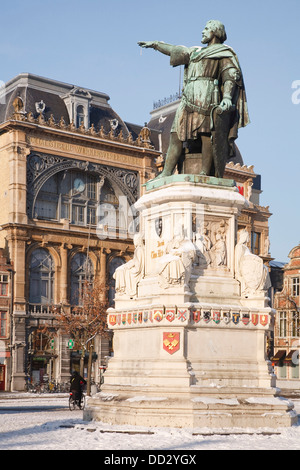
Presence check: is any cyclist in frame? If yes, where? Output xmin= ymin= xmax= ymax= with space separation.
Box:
xmin=70 ymin=371 xmax=86 ymax=404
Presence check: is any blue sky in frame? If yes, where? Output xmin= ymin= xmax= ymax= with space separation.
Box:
xmin=1 ymin=0 xmax=299 ymax=262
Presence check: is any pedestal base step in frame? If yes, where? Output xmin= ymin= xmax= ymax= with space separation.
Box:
xmin=84 ymin=390 xmax=297 ymax=429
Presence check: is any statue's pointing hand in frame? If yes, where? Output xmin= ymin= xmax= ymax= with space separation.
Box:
xmin=138 ymin=41 xmax=156 ymax=49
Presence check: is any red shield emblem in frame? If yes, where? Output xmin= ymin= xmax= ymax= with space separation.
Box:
xmin=241 ymin=314 xmax=250 ymax=325
xmin=109 ymin=314 xmax=116 ymax=326
xmin=260 ymin=314 xmax=268 ymax=326
xmin=153 ymin=309 xmax=163 ymax=322
xmin=251 ymin=314 xmax=258 ymax=326
xmin=127 ymin=313 xmax=132 ymax=325
xmin=163 ymin=332 xmax=180 ymax=354
xmin=166 ymin=309 xmax=176 ymax=322
xmin=192 ymin=308 xmax=201 ymax=323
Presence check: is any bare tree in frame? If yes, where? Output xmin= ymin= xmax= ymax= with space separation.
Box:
xmin=41 ymin=280 xmax=108 ymax=395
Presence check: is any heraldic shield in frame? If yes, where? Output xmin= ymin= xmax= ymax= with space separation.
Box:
xmin=163 ymin=332 xmax=180 ymax=354
xmin=210 ymin=106 xmax=232 ymax=178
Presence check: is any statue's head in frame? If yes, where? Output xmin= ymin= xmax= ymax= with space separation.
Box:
xmin=202 ymin=20 xmax=227 ymax=44
xmin=133 ymin=233 xmax=143 ymax=246
xmin=238 ymin=229 xmax=249 ymax=245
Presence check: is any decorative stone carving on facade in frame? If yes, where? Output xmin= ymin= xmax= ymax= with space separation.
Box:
xmin=235 ymin=229 xmax=271 ymax=296
xmin=113 ymin=233 xmax=145 ymax=298
xmin=193 ymin=219 xmax=228 ymax=269
xmin=26 ymin=152 xmax=139 ymax=218
xmin=11 ymin=109 xmax=153 ymax=149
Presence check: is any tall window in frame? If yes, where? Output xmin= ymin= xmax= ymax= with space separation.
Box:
xmin=0 ymin=274 xmax=8 ymax=296
xmin=279 ymin=311 xmax=287 ymax=337
xmin=29 ymin=330 xmax=51 ymax=352
xmin=251 ymin=231 xmax=261 ymax=256
xmin=76 ymin=105 xmax=85 ymax=128
xmin=292 ymin=311 xmax=300 ymax=337
xmin=292 ymin=277 xmax=300 ymax=297
xmin=0 ymin=312 xmax=7 ymax=337
xmin=70 ymin=253 xmax=94 ymax=306
xmin=29 ymin=249 xmax=54 ymax=305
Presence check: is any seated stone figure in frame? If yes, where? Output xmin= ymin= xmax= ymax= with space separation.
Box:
xmin=158 ymin=225 xmax=195 ymax=289
xmin=235 ymin=229 xmax=271 ymax=296
xmin=113 ymin=233 xmax=145 ymax=298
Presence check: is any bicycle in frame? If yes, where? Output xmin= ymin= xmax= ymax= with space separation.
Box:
xmin=69 ymin=391 xmax=86 ymax=410
xmin=24 ymin=379 xmax=37 ymax=393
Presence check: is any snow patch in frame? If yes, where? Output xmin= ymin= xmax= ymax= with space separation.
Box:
xmin=126 ymin=396 xmax=167 ymax=402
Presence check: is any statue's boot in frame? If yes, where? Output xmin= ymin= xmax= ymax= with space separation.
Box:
xmin=152 ymin=133 xmax=183 ymax=181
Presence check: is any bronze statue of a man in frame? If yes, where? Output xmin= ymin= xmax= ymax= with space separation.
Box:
xmin=138 ymin=20 xmax=249 ymax=179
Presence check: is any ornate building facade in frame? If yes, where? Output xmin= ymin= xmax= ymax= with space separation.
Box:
xmin=0 ymin=73 xmax=158 ymax=391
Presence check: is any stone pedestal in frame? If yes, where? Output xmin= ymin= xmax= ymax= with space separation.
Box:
xmin=85 ymin=176 xmax=297 ymax=428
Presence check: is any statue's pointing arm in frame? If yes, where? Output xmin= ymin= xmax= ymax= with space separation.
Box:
xmin=138 ymin=41 xmax=190 ymax=68
xmin=138 ymin=41 xmax=175 ymax=57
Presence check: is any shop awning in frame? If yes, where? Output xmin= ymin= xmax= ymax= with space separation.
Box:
xmin=284 ymin=350 xmax=298 ymax=363
xmin=272 ymin=350 xmax=286 ymax=363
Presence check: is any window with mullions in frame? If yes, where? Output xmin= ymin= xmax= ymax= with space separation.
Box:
xmin=76 ymin=105 xmax=85 ymax=128
xmin=279 ymin=311 xmax=287 ymax=337
xmin=29 ymin=248 xmax=54 ymax=305
xmin=292 ymin=277 xmax=300 ymax=297
xmin=0 ymin=274 xmax=8 ymax=296
xmin=70 ymin=253 xmax=94 ymax=306
xmin=34 ymin=171 xmax=103 ymax=226
xmin=0 ymin=312 xmax=7 ymax=337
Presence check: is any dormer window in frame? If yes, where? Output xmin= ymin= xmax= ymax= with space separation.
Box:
xmin=61 ymin=87 xmax=91 ymax=129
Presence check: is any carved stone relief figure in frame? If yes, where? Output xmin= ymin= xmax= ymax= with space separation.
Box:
xmin=210 ymin=229 xmax=227 ymax=267
xmin=235 ymin=229 xmax=271 ymax=296
xmin=193 ymin=219 xmax=227 ymax=269
xmin=193 ymin=223 xmax=212 ymax=267
xmin=113 ymin=233 xmax=145 ymax=297
xmin=158 ymin=225 xmax=195 ymax=289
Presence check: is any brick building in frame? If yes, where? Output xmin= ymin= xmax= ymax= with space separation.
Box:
xmin=273 ymin=245 xmax=300 ymax=390
xmin=0 ymin=249 xmax=13 ymax=391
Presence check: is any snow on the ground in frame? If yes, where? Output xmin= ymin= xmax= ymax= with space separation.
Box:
xmin=0 ymin=393 xmax=300 ymax=451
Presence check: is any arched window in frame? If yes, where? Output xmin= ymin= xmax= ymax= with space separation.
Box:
xmin=70 ymin=253 xmax=94 ymax=305
xmin=29 ymin=248 xmax=54 ymax=305
xmin=34 ymin=171 xmax=115 ymax=227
